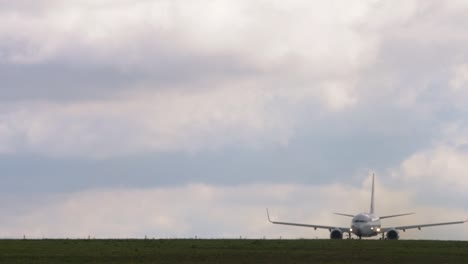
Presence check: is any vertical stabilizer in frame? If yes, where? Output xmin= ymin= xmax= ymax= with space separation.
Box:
xmin=370 ymin=173 xmax=375 ymax=214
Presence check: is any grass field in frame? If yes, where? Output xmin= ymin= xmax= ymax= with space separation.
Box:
xmin=0 ymin=239 xmax=467 ymax=263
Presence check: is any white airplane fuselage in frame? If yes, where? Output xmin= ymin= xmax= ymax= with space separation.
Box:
xmin=351 ymin=213 xmax=381 ymax=237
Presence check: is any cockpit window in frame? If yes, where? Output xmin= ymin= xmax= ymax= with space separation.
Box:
xmin=353 ymin=219 xmax=367 ymax=223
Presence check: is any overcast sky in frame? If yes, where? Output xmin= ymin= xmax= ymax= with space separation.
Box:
xmin=1 ymin=0 xmax=468 ymax=240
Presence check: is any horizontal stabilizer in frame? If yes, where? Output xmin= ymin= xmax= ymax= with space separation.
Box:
xmin=334 ymin=213 xmax=354 ymax=217
xmin=380 ymin=213 xmax=414 ymax=219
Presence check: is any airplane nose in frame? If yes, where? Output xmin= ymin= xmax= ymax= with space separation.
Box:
xmin=352 ymin=225 xmax=361 ymax=235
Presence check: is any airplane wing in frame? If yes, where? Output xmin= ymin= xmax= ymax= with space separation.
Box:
xmin=266 ymin=209 xmax=350 ymax=232
xmin=381 ymin=219 xmax=468 ymax=232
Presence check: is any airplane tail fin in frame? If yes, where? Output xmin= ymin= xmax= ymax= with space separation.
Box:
xmin=370 ymin=173 xmax=375 ymax=214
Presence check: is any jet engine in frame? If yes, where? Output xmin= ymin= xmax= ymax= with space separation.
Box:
xmin=386 ymin=229 xmax=399 ymax=240
xmin=330 ymin=229 xmax=343 ymax=239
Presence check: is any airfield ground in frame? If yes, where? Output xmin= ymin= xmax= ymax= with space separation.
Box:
xmin=0 ymin=239 xmax=467 ymax=263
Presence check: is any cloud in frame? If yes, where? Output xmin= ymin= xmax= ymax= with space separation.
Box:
xmin=0 ymin=180 xmax=465 ymax=239
xmin=398 ymin=146 xmax=468 ymax=191
xmin=0 ymin=0 xmax=376 ymax=99
xmin=450 ymin=64 xmax=468 ymax=91
xmin=2 ymin=1 xmax=468 ymax=159
xmin=384 ymin=121 xmax=468 ymax=215
xmin=0 ymin=83 xmax=298 ymax=158
xmin=449 ymin=64 xmax=468 ymax=109
xmin=0 ymin=1 xmax=377 ymax=67
xmin=0 ymin=1 xmax=468 ymax=245
xmin=395 ymin=126 xmax=468 ymax=194
xmin=0 ymin=1 xmax=391 ymax=157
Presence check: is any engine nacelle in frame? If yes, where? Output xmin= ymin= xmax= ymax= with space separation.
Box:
xmin=330 ymin=229 xmax=343 ymax=239
xmin=386 ymin=229 xmax=399 ymax=240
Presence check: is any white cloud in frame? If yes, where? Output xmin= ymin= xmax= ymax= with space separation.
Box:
xmin=397 ymin=145 xmax=468 ymax=192
xmin=0 ymin=0 xmax=394 ymax=157
xmin=0 ymin=0 xmax=377 ymax=114
xmin=320 ymin=81 xmax=358 ymax=111
xmin=0 ymin=180 xmax=465 ymax=240
xmin=0 ymin=1 xmax=377 ymax=70
xmin=388 ymin=121 xmax=468 ymax=195
xmin=2 ymin=0 xmax=468 ymax=242
xmin=1 ymin=1 xmax=468 ymax=207
xmin=450 ymin=64 xmax=468 ymax=91
xmin=0 ymin=82 xmax=300 ymax=158
xmin=449 ymin=64 xmax=468 ymax=108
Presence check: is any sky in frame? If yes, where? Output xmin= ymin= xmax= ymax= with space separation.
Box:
xmin=1 ymin=0 xmax=468 ymax=240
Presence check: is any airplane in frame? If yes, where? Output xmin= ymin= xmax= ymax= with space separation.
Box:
xmin=267 ymin=174 xmax=467 ymax=239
